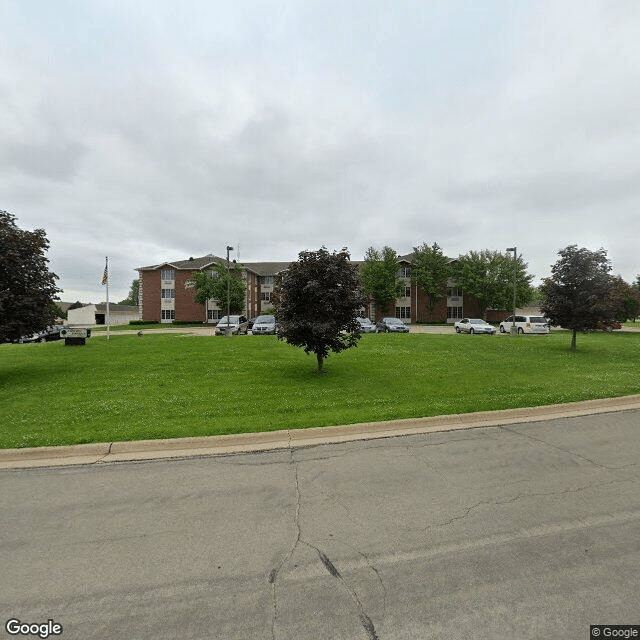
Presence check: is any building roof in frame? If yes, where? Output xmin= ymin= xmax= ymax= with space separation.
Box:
xmin=95 ymin=303 xmax=139 ymax=313
xmin=137 ymin=255 xmax=294 ymax=277
xmin=242 ymin=261 xmax=292 ymax=276
xmin=137 ymin=254 xmax=227 ymax=271
xmin=136 ymin=251 xmax=458 ymax=276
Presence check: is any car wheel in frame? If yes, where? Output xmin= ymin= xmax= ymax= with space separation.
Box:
xmin=455 ymin=327 xmax=461 ymax=333
xmin=469 ymin=328 xmax=474 ymax=334
xmin=517 ymin=327 xmax=524 ymax=334
xmin=499 ymin=325 xmax=506 ymax=333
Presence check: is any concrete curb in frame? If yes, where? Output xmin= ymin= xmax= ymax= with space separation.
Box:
xmin=2 ymin=395 xmax=640 ymax=469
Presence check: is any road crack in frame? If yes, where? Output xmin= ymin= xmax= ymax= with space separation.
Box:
xmin=268 ymin=444 xmax=381 ymax=639
xmin=498 ymin=425 xmax=624 ymax=470
xmin=269 ymin=441 xmax=301 ymax=640
xmin=308 ymin=544 xmax=380 ymax=640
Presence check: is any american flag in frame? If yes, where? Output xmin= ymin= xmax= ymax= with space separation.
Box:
xmin=101 ymin=258 xmax=108 ymax=285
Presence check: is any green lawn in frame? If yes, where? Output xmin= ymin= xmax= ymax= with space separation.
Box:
xmin=91 ymin=322 xmax=207 ymax=331
xmin=2 ymin=331 xmax=639 ymax=449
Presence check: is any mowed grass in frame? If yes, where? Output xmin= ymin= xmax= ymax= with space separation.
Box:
xmin=1 ymin=331 xmax=639 ymax=449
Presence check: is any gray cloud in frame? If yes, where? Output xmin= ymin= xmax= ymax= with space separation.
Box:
xmin=2 ymin=0 xmax=639 ymax=301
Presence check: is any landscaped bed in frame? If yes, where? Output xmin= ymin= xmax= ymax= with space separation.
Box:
xmin=2 ymin=331 xmax=639 ymax=449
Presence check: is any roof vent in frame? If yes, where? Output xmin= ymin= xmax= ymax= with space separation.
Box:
xmin=189 ymin=257 xmax=194 ymax=261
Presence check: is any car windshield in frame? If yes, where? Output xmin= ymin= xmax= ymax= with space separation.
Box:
xmin=218 ymin=316 xmax=240 ymax=324
xmin=255 ymin=315 xmax=275 ymax=323
xmin=386 ymin=318 xmax=403 ymax=324
xmin=358 ymin=318 xmax=372 ymax=324
xmin=469 ymin=319 xmax=485 ymax=324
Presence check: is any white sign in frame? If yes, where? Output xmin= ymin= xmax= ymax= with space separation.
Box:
xmin=60 ymin=328 xmax=88 ymax=338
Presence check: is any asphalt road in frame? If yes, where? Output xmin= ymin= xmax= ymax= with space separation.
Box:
xmin=2 ymin=409 xmax=640 ymax=640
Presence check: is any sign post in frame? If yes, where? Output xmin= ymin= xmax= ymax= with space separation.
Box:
xmin=60 ymin=327 xmax=90 ymax=346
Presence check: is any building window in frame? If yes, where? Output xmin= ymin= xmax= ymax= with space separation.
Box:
xmin=161 ymin=269 xmax=175 ymax=281
xmin=261 ymin=291 xmax=271 ymax=302
xmin=396 ymin=306 xmax=411 ymax=319
xmin=447 ymin=306 xmax=463 ymax=319
xmin=397 ymin=266 xmax=411 ymax=278
xmin=161 ymin=289 xmax=175 ymax=299
xmin=161 ymin=309 xmax=175 ymax=320
xmin=404 ymin=286 xmax=411 ymax=297
xmin=259 ymin=276 xmax=275 ymax=285
xmin=447 ymin=287 xmax=463 ymax=298
xmin=208 ymin=310 xmax=223 ymax=320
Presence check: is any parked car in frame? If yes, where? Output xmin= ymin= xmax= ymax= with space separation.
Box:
xmin=596 ymin=320 xmax=623 ymax=332
xmin=215 ymin=315 xmax=248 ymax=335
xmin=355 ymin=317 xmax=377 ymax=333
xmin=454 ymin=318 xmax=496 ymax=334
xmin=499 ymin=315 xmax=549 ymax=334
xmin=252 ymin=314 xmax=276 ymax=335
xmin=376 ymin=317 xmax=410 ymax=333
xmin=17 ymin=326 xmax=63 ymax=343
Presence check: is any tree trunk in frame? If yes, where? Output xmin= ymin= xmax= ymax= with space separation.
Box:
xmin=316 ymin=352 xmax=325 ymax=374
xmin=570 ymin=329 xmax=577 ymax=351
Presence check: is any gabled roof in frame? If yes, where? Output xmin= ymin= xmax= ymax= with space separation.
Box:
xmin=137 ymin=255 xmax=228 ymax=271
xmin=137 ymin=255 xmax=295 ymax=276
xmin=242 ymin=261 xmax=292 ymax=276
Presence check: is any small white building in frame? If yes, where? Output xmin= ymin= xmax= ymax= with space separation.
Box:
xmin=67 ymin=304 xmax=140 ymax=327
xmin=66 ymin=304 xmax=97 ymax=327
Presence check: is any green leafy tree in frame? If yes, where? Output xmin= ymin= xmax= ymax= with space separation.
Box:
xmin=410 ymin=242 xmax=451 ymax=319
xmin=52 ymin=304 xmax=67 ymax=320
xmin=272 ymin=247 xmax=367 ymax=373
xmin=607 ymin=276 xmax=640 ymax=323
xmin=191 ymin=262 xmax=245 ymax=314
xmin=119 ymin=279 xmax=140 ymax=306
xmin=0 ymin=210 xmax=61 ymax=342
xmin=541 ymin=245 xmax=613 ymax=351
xmin=453 ymin=249 xmax=533 ymax=318
xmin=360 ymin=246 xmax=405 ymax=316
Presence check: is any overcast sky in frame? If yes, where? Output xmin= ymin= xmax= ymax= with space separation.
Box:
xmin=2 ymin=1 xmax=639 ymax=303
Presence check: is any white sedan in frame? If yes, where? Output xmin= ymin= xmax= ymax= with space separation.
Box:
xmin=454 ymin=318 xmax=496 ymax=334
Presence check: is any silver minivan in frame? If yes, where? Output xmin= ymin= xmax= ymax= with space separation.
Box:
xmin=251 ymin=314 xmax=276 ymax=335
xmin=499 ymin=315 xmax=549 ymax=334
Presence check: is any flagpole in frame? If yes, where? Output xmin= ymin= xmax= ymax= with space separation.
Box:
xmin=104 ymin=256 xmax=111 ymax=340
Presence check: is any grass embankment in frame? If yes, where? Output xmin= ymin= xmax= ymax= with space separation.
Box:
xmin=1 ymin=331 xmax=639 ymax=449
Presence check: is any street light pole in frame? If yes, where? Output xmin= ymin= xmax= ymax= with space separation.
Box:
xmin=226 ymin=245 xmax=233 ymax=335
xmin=506 ymin=247 xmax=517 ymax=333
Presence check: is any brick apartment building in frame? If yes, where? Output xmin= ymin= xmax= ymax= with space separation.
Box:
xmin=136 ymin=253 xmax=481 ymax=324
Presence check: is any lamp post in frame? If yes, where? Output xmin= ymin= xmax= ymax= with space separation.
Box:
xmin=226 ymin=245 xmax=233 ymax=335
xmin=506 ymin=247 xmax=517 ymax=334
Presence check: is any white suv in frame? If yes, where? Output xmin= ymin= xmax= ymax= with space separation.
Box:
xmin=499 ymin=315 xmax=549 ymax=334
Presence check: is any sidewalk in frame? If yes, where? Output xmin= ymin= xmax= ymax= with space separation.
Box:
xmin=2 ymin=395 xmax=640 ymax=469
